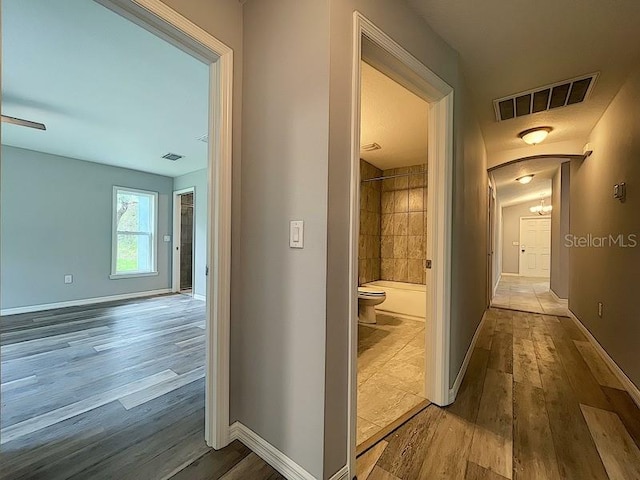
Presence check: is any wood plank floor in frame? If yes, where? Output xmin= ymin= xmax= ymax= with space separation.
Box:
xmin=0 ymin=294 xmax=283 ymax=480
xmin=358 ymin=308 xmax=640 ymax=480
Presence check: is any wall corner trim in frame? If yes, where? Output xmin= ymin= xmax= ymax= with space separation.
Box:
xmin=229 ymin=422 xmax=317 ymax=480
xmin=328 ymin=465 xmax=349 ymax=480
xmin=193 ymin=294 xmax=207 ymax=302
xmin=448 ymin=310 xmax=487 ymax=403
xmin=0 ymin=289 xmax=172 ymax=316
xmin=568 ymin=310 xmax=640 ymax=408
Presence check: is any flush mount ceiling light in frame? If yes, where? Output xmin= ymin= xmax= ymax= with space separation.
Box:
xmin=516 ymin=174 xmax=535 ymax=184
xmin=530 ymin=198 xmax=552 ymax=215
xmin=361 ymin=142 xmax=381 ymax=152
xmin=519 ymin=127 xmax=552 ymax=145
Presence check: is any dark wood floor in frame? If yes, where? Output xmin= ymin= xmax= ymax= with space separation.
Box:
xmin=357 ymin=308 xmax=640 ymax=480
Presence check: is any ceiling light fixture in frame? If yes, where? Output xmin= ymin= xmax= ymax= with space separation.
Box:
xmin=516 ymin=174 xmax=534 ymax=184
xmin=1 ymin=114 xmax=46 ymax=131
xmin=519 ymin=127 xmax=552 ymax=145
xmin=530 ymin=199 xmax=552 ymax=215
xmin=162 ymin=153 xmax=184 ymax=161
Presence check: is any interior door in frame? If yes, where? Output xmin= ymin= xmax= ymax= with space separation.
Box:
xmin=519 ymin=217 xmax=551 ymax=277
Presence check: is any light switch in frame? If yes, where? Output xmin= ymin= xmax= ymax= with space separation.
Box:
xmin=290 ymin=220 xmax=304 ymax=248
xmin=164 ymin=235 xmax=171 ymax=242
xmin=64 ymin=274 xmax=73 ymax=284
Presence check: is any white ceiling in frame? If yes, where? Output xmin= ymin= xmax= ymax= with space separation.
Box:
xmin=491 ymin=157 xmax=568 ymax=207
xmin=408 ymin=0 xmax=640 ymax=167
xmin=1 ymin=0 xmax=209 ymax=178
xmin=360 ymin=62 xmax=429 ymax=171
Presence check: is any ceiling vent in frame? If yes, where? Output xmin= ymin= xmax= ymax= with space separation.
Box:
xmin=162 ymin=153 xmax=184 ymax=161
xmin=361 ymin=142 xmax=382 ymax=152
xmin=493 ymin=73 xmax=598 ymax=122
xmin=196 ymin=133 xmax=208 ymax=143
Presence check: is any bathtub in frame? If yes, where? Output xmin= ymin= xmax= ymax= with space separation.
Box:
xmin=363 ymin=280 xmax=426 ymax=320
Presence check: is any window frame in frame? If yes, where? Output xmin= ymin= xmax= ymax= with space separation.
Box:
xmin=110 ymin=186 xmax=159 ymax=279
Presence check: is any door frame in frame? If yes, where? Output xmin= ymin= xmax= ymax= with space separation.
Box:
xmin=347 ymin=11 xmax=454 ymax=474
xmin=172 ymin=187 xmax=196 ymax=294
xmin=96 ymin=0 xmax=233 ymax=449
xmin=518 ymin=216 xmax=551 ymax=277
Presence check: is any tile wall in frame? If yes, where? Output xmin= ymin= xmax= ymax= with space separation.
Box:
xmin=380 ymin=164 xmax=427 ymax=284
xmin=359 ymin=160 xmax=382 ymax=284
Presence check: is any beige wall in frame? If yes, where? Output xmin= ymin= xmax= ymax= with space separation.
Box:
xmin=550 ymin=163 xmax=570 ymax=298
xmin=569 ymin=65 xmax=640 ymax=389
xmin=380 ymin=164 xmax=427 ymax=284
xmin=359 ymin=160 xmax=382 ymax=284
xmin=501 ymin=197 xmax=551 ymax=275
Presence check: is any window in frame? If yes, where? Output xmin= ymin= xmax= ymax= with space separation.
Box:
xmin=111 ymin=187 xmax=158 ymax=278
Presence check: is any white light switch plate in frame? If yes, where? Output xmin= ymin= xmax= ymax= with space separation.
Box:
xmin=290 ymin=220 xmax=304 ymax=248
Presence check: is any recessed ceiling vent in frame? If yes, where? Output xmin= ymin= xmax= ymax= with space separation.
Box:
xmin=494 ymin=73 xmax=598 ymax=122
xmin=197 ymin=133 xmax=208 ymax=143
xmin=162 ymin=153 xmax=183 ymax=161
xmin=361 ymin=142 xmax=381 ymax=152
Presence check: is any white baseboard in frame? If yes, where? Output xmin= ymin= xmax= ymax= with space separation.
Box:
xmin=449 ymin=310 xmax=487 ymax=403
xmin=492 ymin=273 xmax=502 ymax=298
xmin=193 ymin=293 xmax=206 ymax=302
xmin=229 ymin=422 xmax=316 ymax=480
xmin=568 ymin=309 xmax=640 ymax=408
xmin=0 ymin=289 xmax=172 ymax=316
xmin=328 ymin=465 xmax=349 ymax=480
xmin=549 ymin=289 xmax=568 ymax=303
xmin=500 ymin=272 xmax=519 ymax=277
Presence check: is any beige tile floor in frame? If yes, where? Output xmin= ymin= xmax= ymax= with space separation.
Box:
xmin=357 ymin=314 xmax=426 ymax=445
xmin=492 ymin=275 xmax=569 ymax=315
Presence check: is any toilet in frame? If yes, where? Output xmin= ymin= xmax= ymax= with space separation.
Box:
xmin=357 ymin=287 xmax=386 ymax=324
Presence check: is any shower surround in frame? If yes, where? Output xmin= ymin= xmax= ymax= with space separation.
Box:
xmin=359 ymin=160 xmax=427 ymax=286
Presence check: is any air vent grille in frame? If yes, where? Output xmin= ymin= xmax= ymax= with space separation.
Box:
xmin=494 ymin=73 xmax=598 ymax=121
xmin=162 ymin=153 xmax=183 ymax=161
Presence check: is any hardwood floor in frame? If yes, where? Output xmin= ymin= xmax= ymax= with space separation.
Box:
xmin=4 ymin=298 xmax=639 ymax=479
xmin=357 ymin=308 xmax=640 ymax=480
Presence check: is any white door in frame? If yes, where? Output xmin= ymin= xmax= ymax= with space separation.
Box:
xmin=519 ymin=217 xmax=551 ymax=277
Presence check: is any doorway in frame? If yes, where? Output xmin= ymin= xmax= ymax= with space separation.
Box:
xmin=348 ymin=12 xmax=454 ymax=474
xmin=519 ymin=216 xmax=551 ymax=277
xmin=173 ymin=187 xmax=196 ymax=295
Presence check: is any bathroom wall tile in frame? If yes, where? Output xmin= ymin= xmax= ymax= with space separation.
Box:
xmin=359 ymin=235 xmax=367 ymax=258
xmin=394 ymin=189 xmax=409 ymax=213
xmin=373 ymin=212 xmax=381 ymax=234
xmin=393 ymin=213 xmax=408 ymax=236
xmin=394 ymin=167 xmax=409 ymax=190
xmin=408 ymin=212 xmax=423 ymax=236
xmin=393 ymin=236 xmax=408 ymax=259
xmin=382 ymin=191 xmax=394 ymax=214
xmin=408 ymin=235 xmax=424 ymax=259
xmin=372 ymin=235 xmax=381 ymax=259
xmin=382 ymin=176 xmax=394 ymax=192
xmin=408 ymin=259 xmax=423 ymax=284
xmin=371 ymin=187 xmax=381 ymax=212
xmin=394 ymin=259 xmax=408 ymax=282
xmin=381 ymin=214 xmax=393 ymax=236
xmin=373 ymin=258 xmax=381 ymax=279
xmin=381 ymin=259 xmax=394 ymax=279
xmin=409 ymin=188 xmax=424 ymax=212
xmin=381 ymin=236 xmax=393 ymax=258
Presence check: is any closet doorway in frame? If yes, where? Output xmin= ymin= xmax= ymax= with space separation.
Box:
xmin=173 ymin=188 xmax=195 ymax=295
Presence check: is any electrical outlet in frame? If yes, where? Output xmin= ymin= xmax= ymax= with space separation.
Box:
xmin=64 ymin=274 xmax=73 ymax=284
xmin=598 ymin=302 xmax=603 ymax=318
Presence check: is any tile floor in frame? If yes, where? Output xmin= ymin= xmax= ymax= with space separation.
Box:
xmin=357 ymin=314 xmax=426 ymax=446
xmin=492 ymin=275 xmax=568 ymax=316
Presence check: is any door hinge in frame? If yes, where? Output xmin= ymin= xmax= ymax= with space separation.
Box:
xmin=425 ymin=259 xmax=432 ymax=269
xmin=205 ymin=266 xmax=209 ymax=276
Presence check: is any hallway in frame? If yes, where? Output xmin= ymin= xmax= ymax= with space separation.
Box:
xmin=356 ymin=308 xmax=640 ymax=480
xmin=492 ymin=276 xmax=568 ymax=316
